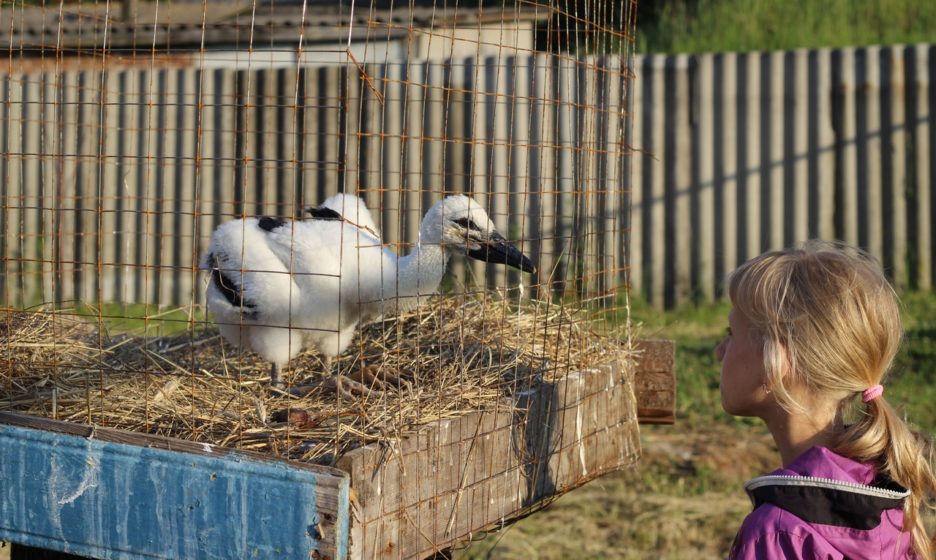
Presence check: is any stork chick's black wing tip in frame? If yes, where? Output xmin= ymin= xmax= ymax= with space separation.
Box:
xmin=257 ymin=216 xmax=289 ymax=232
xmin=305 ymin=207 xmax=343 ymax=221
xmin=208 ymin=254 xmax=256 ymax=313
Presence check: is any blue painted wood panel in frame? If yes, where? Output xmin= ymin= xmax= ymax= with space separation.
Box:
xmin=0 ymin=420 xmax=350 ymax=559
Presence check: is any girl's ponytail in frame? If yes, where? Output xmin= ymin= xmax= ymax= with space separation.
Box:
xmin=836 ymin=394 xmax=936 ymax=559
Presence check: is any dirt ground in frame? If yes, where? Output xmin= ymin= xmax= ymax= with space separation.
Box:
xmin=457 ymin=423 xmax=779 ymax=559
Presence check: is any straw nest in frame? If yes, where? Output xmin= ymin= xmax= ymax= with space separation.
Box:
xmin=0 ymin=294 xmax=631 ymax=465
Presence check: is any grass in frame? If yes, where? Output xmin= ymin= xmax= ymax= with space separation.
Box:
xmin=636 ymin=0 xmax=936 ymax=54
xmin=7 ymin=290 xmax=935 ymax=557
xmin=70 ymin=303 xmax=203 ymax=337
xmin=457 ymin=290 xmax=936 ymax=559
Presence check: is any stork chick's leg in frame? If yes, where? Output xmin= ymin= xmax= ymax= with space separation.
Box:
xmin=290 ymin=356 xmax=372 ymax=399
xmin=345 ymin=360 xmax=411 ymax=392
xmin=290 ymin=374 xmax=371 ymax=399
xmin=270 ymin=362 xmax=283 ymax=388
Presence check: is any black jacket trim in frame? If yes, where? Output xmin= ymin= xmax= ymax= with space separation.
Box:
xmin=744 ymin=475 xmax=909 ymax=530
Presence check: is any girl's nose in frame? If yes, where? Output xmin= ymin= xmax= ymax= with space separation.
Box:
xmin=714 ymin=339 xmax=726 ymax=361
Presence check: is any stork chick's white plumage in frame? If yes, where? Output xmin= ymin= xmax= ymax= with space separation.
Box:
xmin=202 ymin=194 xmax=536 ymax=388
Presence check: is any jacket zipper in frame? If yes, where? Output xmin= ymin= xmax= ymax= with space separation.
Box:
xmin=745 ymin=474 xmax=910 ymax=500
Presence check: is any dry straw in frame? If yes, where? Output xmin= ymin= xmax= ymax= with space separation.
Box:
xmin=0 ymin=293 xmax=630 ymax=465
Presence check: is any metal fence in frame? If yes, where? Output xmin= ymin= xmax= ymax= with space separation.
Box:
xmin=628 ymin=44 xmax=936 ymax=307
xmin=0 ymin=54 xmax=630 ymax=308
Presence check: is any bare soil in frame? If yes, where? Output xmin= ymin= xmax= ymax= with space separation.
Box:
xmin=456 ymin=423 xmax=778 ymax=559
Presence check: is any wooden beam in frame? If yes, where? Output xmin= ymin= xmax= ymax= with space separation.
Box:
xmin=633 ymin=339 xmax=676 ymax=424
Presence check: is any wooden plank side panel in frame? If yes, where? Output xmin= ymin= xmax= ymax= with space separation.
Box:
xmin=99 ymin=71 xmax=121 ymax=305
xmin=21 ymin=73 xmax=45 ymax=305
xmin=862 ymin=47 xmax=884 ymax=262
xmin=672 ymin=54 xmax=692 ymax=306
xmin=0 ymin=76 xmax=10 ymax=302
xmin=627 ymin=56 xmax=643 ymax=297
xmin=0 ymin=413 xmax=350 ymax=560
xmin=885 ymin=47 xmax=908 ymax=288
xmin=535 ymin=54 xmax=558 ymax=296
xmin=38 ymin=73 xmax=58 ymax=305
xmin=649 ymin=56 xmax=666 ymax=304
xmin=814 ymin=49 xmax=836 ymax=241
xmin=118 ymin=69 xmax=144 ymax=304
xmin=737 ymin=52 xmax=759 ymax=262
xmin=696 ymin=54 xmax=715 ymax=301
xmin=767 ymin=51 xmax=784 ymax=251
xmin=156 ymin=69 xmax=180 ymax=306
xmin=2 ymin=73 xmax=25 ymax=306
xmin=837 ymin=48 xmax=859 ymax=245
xmin=911 ymin=44 xmax=932 ymax=290
xmin=340 ymin=355 xmax=645 ymax=560
xmin=55 ymin=71 xmax=79 ymax=305
xmin=719 ymin=53 xmax=739 ymax=283
xmin=791 ymin=49 xmax=809 ymax=246
xmin=510 ymin=56 xmax=533 ymax=291
xmin=176 ymin=68 xmax=200 ymax=306
xmin=382 ymin=62 xmax=405 ymax=248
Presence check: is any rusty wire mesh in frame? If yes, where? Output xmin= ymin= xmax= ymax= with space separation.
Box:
xmin=0 ymin=0 xmax=638 ymax=553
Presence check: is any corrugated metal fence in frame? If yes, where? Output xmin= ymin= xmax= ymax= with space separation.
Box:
xmin=0 ymin=54 xmax=630 ymax=308
xmin=629 ymin=44 xmax=936 ymax=307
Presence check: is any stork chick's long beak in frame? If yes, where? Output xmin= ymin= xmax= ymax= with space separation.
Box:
xmin=467 ymin=232 xmax=537 ymax=274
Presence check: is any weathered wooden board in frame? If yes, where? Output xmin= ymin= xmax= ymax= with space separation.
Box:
xmin=0 ymin=412 xmax=350 ymax=560
xmin=633 ymin=339 xmax=676 ymax=424
xmin=338 ymin=356 xmax=643 ymax=560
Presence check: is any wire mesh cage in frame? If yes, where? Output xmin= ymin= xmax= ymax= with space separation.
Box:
xmin=0 ymin=0 xmax=641 ymax=557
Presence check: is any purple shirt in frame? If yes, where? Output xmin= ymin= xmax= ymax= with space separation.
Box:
xmin=729 ymin=447 xmax=914 ymax=559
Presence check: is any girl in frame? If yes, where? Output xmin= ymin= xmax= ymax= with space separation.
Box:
xmin=716 ymin=241 xmax=936 ymax=558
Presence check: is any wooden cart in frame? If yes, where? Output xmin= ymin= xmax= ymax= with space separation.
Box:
xmin=0 ymin=340 xmax=673 ymax=560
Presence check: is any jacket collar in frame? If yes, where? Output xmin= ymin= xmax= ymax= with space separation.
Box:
xmin=744 ymin=474 xmax=910 ymax=529
xmin=744 ymin=447 xmax=910 ymax=530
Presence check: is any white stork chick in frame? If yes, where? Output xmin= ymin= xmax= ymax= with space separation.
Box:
xmin=202 ymin=194 xmax=536 ymax=389
xmin=318 ymin=193 xmax=379 ymax=237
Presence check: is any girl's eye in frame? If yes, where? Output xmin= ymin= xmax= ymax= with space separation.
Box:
xmin=725 ymin=327 xmax=732 ymax=337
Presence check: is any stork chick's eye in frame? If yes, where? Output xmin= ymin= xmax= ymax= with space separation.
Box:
xmin=453 ymin=217 xmax=484 ymax=233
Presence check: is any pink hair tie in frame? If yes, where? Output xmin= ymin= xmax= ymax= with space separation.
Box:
xmin=862 ymin=384 xmax=884 ymax=403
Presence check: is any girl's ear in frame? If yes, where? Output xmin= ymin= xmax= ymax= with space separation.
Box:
xmin=763 ymin=337 xmax=793 ymax=388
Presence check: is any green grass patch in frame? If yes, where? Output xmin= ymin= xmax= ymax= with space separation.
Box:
xmin=70 ymin=303 xmax=203 ymax=337
xmin=629 ymin=292 xmax=936 ymax=435
xmin=888 ymin=292 xmax=936 ymax=431
xmin=637 ymin=0 xmax=936 ymax=54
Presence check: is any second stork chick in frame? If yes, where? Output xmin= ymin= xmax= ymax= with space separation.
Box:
xmin=202 ymin=194 xmax=536 ymax=391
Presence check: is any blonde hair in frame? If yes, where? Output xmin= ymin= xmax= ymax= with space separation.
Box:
xmin=728 ymin=240 xmax=936 ymax=558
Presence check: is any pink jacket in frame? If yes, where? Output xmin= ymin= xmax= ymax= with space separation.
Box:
xmin=729 ymin=447 xmax=914 ymax=559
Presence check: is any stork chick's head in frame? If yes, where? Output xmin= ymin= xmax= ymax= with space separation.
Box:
xmin=421 ymin=195 xmax=537 ymax=274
